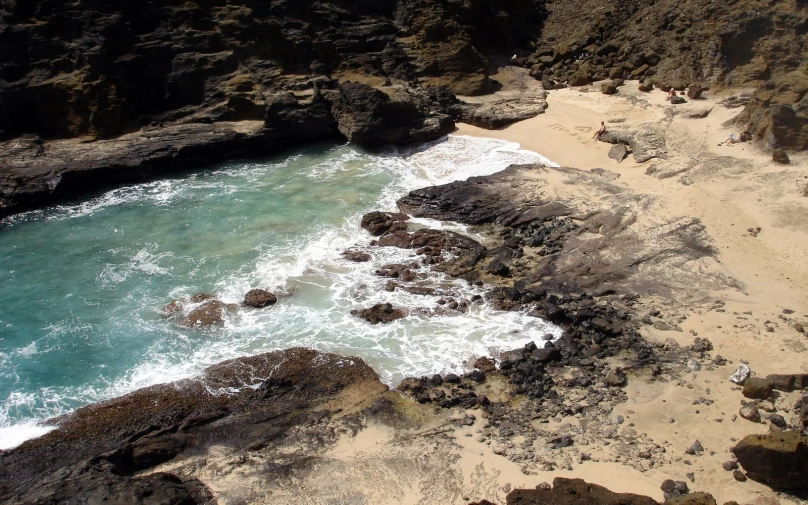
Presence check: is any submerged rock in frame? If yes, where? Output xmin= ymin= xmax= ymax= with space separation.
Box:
xmin=181 ymin=299 xmax=235 ymax=327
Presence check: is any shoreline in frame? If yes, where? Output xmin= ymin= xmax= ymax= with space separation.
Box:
xmin=1 ymin=78 xmax=807 ymax=504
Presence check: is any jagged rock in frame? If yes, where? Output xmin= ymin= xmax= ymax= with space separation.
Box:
xmin=742 ymin=377 xmax=774 ymax=400
xmin=506 ymin=478 xmax=658 ymax=505
xmin=769 ymin=414 xmax=787 ymax=429
xmin=732 ymin=428 xmax=808 ymax=490
xmin=685 ymin=440 xmax=704 ymax=455
xmin=609 ymin=144 xmax=629 ymax=163
xmin=739 ymin=403 xmax=761 ymax=423
xmin=361 ymin=212 xmax=409 ymax=236
xmin=605 ymin=368 xmax=627 ymax=387
xmin=772 ymin=148 xmax=790 ymax=164
xmin=351 ymin=303 xmax=407 ymax=324
xmin=459 ymin=92 xmax=548 ymax=129
xmin=243 ymin=289 xmax=277 ymax=309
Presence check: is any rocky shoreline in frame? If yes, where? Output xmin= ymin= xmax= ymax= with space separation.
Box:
xmin=3 ymin=154 xmax=807 ymax=503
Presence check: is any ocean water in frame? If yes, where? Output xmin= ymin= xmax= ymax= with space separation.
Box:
xmin=0 ymin=135 xmax=560 ymax=450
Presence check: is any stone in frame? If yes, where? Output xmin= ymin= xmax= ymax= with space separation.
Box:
xmin=638 ymin=82 xmax=654 ymax=92
xmin=243 ymin=289 xmax=277 ymax=309
xmin=474 ymin=356 xmax=497 ymax=373
xmin=670 ymin=96 xmax=687 ymax=104
xmin=660 ymin=479 xmax=676 ymax=494
xmin=772 ymin=148 xmax=790 ymax=164
xmin=739 ymin=403 xmax=761 ymax=423
xmin=769 ymin=414 xmax=787 ymax=429
xmin=608 ymin=143 xmax=629 ymax=163
xmin=742 ymin=377 xmax=774 ymax=400
xmin=722 ymin=460 xmax=738 ymax=471
xmin=601 ymin=82 xmax=618 ymax=95
xmin=732 ymin=469 xmax=747 ymax=482
xmin=350 ymin=303 xmax=407 ymax=324
xmin=732 ymin=428 xmax=808 ymax=489
xmin=729 ymin=364 xmax=751 ymax=385
xmin=687 ymin=85 xmax=703 ymax=99
xmin=685 ymin=440 xmax=704 ymax=455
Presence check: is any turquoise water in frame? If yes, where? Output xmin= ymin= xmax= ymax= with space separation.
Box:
xmin=0 ymin=135 xmax=559 ymax=449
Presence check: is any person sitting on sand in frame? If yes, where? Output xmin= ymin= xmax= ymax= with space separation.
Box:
xmin=593 ymin=121 xmax=607 ymax=141
xmin=666 ymin=87 xmax=676 ymax=101
xmin=720 ymin=133 xmax=741 ymax=145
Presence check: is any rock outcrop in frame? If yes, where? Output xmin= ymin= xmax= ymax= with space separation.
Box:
xmin=506 ymin=478 xmax=659 ymax=505
xmin=732 ymin=428 xmax=808 ymax=490
xmin=0 ymin=349 xmax=387 ymax=503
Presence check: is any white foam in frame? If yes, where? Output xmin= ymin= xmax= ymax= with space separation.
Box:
xmin=0 ymin=422 xmax=56 ymax=450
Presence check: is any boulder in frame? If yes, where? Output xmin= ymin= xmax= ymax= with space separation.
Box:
xmin=638 ymin=82 xmax=654 ymax=92
xmin=568 ymin=71 xmax=592 ymax=87
xmin=243 ymin=289 xmax=277 ymax=309
xmin=506 ymin=478 xmax=658 ymax=505
xmin=772 ymin=148 xmax=790 ymax=164
xmin=601 ymin=82 xmax=618 ymax=95
xmin=360 ymin=211 xmax=409 ymax=236
xmin=608 ymin=144 xmax=629 ymax=163
xmin=687 ymin=85 xmax=703 ymax=99
xmin=742 ymin=377 xmax=774 ymax=399
xmin=351 ymin=303 xmax=407 ymax=324
xmin=459 ymin=92 xmax=549 ymax=129
xmin=605 ymin=368 xmax=627 ymax=387
xmin=670 ymin=96 xmax=687 ymax=104
xmin=732 ymin=428 xmax=808 ymax=490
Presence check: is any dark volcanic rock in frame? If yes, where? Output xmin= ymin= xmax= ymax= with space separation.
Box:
xmin=766 ymin=373 xmax=808 ymax=392
xmin=506 ymin=477 xmax=659 ymax=505
xmin=343 ymin=250 xmax=372 ymax=262
xmin=243 ymin=289 xmax=278 ymax=308
xmin=732 ymin=428 xmax=808 ymax=490
xmin=772 ymin=148 xmax=790 ymax=164
xmin=181 ymin=299 xmax=235 ymax=327
xmin=361 ymin=211 xmax=409 ymax=236
xmin=0 ymin=348 xmax=386 ymax=502
xmin=351 ymin=303 xmax=407 ymax=324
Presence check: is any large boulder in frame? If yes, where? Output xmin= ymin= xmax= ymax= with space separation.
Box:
xmin=601 ymin=82 xmax=618 ymax=95
xmin=608 ymin=144 xmax=629 ymax=163
xmin=459 ymin=92 xmax=548 ymax=129
xmin=742 ymin=377 xmax=774 ymax=399
xmin=772 ymin=148 xmax=790 ymax=164
xmin=766 ymin=373 xmax=808 ymax=391
xmin=328 ymin=82 xmax=454 ymax=146
xmin=732 ymin=428 xmax=808 ymax=490
xmin=735 ymin=70 xmax=808 ymax=151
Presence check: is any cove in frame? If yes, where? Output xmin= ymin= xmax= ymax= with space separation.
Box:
xmin=0 ymin=135 xmax=560 ymax=450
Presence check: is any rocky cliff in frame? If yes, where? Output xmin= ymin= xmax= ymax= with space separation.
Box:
xmin=0 ymin=0 xmax=543 ymax=140
xmin=518 ymin=0 xmax=808 ymax=150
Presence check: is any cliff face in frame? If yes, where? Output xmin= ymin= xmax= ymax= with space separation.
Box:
xmin=522 ymin=0 xmax=808 ymax=150
xmin=0 ymin=0 xmax=544 ymax=141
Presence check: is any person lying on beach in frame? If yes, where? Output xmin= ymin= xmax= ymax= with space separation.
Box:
xmin=593 ymin=121 xmax=607 ymax=141
xmin=719 ymin=133 xmax=741 ymax=145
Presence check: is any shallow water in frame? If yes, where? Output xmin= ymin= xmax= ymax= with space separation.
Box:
xmin=0 ymin=135 xmax=559 ymax=449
